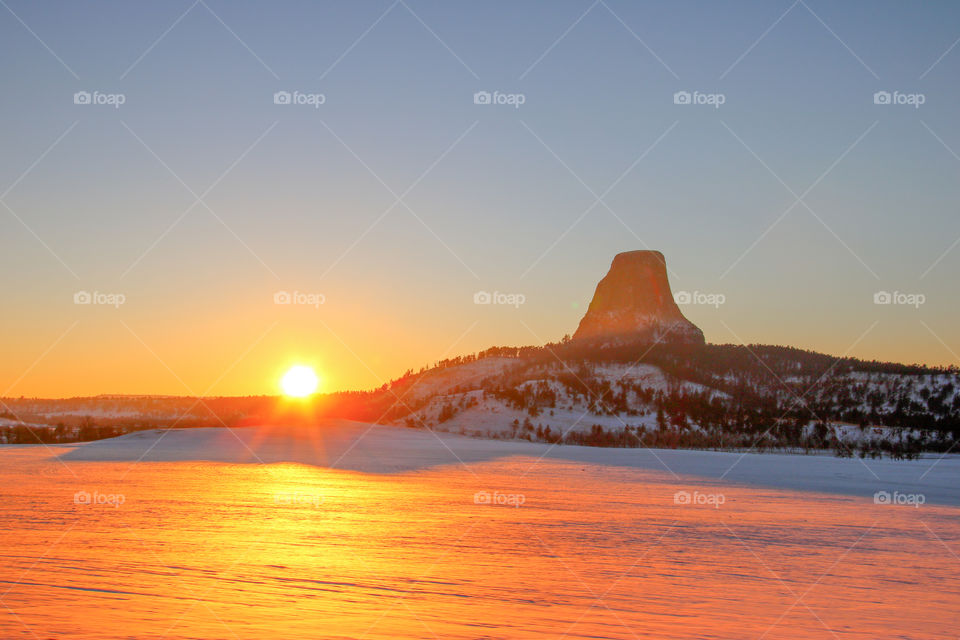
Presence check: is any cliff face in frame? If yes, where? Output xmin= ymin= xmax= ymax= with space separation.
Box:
xmin=572 ymin=250 xmax=704 ymax=345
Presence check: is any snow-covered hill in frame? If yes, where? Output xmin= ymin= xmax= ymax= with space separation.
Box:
xmin=379 ymin=343 xmax=960 ymax=458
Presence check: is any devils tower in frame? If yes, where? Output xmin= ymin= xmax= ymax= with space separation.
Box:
xmin=573 ymin=250 xmax=704 ymax=345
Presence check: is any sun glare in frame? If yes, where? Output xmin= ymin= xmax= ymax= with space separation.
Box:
xmin=280 ymin=365 xmax=319 ymax=397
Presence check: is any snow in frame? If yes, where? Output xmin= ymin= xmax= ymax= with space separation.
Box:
xmin=396 ymin=357 xmax=520 ymax=401
xmin=420 ymin=396 xmax=658 ymax=437
xmin=0 ymin=418 xmax=51 ymax=429
xmin=38 ymin=420 xmax=960 ymax=506
xmin=2 ymin=420 xmax=958 ymax=638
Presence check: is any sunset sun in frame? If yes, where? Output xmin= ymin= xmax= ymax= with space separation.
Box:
xmin=280 ymin=365 xmax=319 ymax=398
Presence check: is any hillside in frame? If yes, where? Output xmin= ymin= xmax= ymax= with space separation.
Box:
xmin=370 ymin=340 xmax=960 ymax=459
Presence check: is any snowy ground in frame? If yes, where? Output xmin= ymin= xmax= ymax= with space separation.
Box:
xmin=40 ymin=420 xmax=960 ymax=506
xmin=2 ymin=421 xmax=958 ymax=639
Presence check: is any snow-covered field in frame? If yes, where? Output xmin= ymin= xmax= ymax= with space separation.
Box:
xmin=1 ymin=422 xmax=958 ymax=639
xmin=47 ymin=421 xmax=960 ymax=506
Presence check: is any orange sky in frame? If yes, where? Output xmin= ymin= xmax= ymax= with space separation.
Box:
xmin=3 ymin=2 xmax=959 ymax=398
xmin=2 ymin=279 xmax=955 ymax=399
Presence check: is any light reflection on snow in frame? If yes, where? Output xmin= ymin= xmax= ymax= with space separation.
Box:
xmin=0 ymin=452 xmax=957 ymax=639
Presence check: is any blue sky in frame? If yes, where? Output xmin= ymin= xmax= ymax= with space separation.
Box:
xmin=2 ymin=0 xmax=959 ymax=395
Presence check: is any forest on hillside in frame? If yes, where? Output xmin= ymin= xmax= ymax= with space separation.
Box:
xmin=3 ymin=338 xmax=957 ymax=457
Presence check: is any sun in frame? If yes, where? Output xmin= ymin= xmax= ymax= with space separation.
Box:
xmin=280 ymin=365 xmax=319 ymax=398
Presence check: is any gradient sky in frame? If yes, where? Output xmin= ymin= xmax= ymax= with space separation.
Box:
xmin=2 ymin=0 xmax=959 ymax=397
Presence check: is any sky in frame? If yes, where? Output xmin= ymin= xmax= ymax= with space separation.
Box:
xmin=1 ymin=0 xmax=959 ymax=397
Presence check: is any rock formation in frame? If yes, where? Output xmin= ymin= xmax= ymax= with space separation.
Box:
xmin=572 ymin=250 xmax=704 ymax=345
